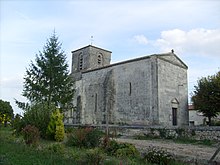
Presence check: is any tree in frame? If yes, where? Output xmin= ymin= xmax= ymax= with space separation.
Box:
xmin=18 ymin=32 xmax=74 ymax=111
xmin=191 ymin=71 xmax=220 ymax=125
xmin=0 ymin=99 xmax=14 ymax=126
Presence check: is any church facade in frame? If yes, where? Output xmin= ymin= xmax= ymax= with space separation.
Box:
xmin=64 ymin=45 xmax=189 ymax=127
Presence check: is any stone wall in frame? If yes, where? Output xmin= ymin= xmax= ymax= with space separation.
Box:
xmin=81 ymin=57 xmax=155 ymax=125
xmin=68 ymin=45 xmax=188 ymax=127
xmin=111 ymin=126 xmax=220 ymax=141
xmin=64 ymin=124 xmax=220 ymax=141
xmin=157 ymin=55 xmax=188 ymax=126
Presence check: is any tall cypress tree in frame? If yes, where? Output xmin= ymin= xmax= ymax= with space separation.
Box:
xmin=22 ymin=32 xmax=74 ymax=111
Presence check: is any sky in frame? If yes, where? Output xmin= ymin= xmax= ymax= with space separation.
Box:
xmin=0 ymin=0 xmax=220 ymax=115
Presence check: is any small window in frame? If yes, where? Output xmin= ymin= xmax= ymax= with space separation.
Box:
xmin=102 ymin=114 xmax=106 ymax=124
xmin=79 ymin=53 xmax=83 ymax=70
xmin=172 ymin=108 xmax=177 ymax=126
xmin=95 ymin=93 xmax=97 ymax=112
xmin=97 ymin=53 xmax=102 ymax=65
xmin=129 ymin=82 xmax=132 ymax=96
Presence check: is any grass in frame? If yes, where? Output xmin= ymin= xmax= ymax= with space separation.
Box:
xmin=0 ymin=126 xmax=188 ymax=165
xmin=0 ymin=126 xmax=147 ymax=165
xmin=173 ymin=137 xmax=215 ymax=146
xmin=134 ymin=134 xmax=216 ymax=146
xmin=0 ymin=127 xmax=76 ymax=165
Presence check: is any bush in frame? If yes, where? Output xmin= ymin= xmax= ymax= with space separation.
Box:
xmin=104 ymin=140 xmax=140 ymax=158
xmin=47 ymin=143 xmax=65 ymax=154
xmin=85 ymin=148 xmax=105 ymax=165
xmin=12 ymin=114 xmax=25 ymax=136
xmin=66 ymin=127 xmax=103 ymax=148
xmin=47 ymin=109 xmax=65 ymax=141
xmin=65 ymin=127 xmax=75 ymax=134
xmin=22 ymin=125 xmax=40 ymax=145
xmin=144 ymin=147 xmax=174 ymax=165
xmin=55 ymin=125 xmax=65 ymax=142
xmin=21 ymin=103 xmax=55 ymax=138
xmin=85 ymin=127 xmax=103 ymax=148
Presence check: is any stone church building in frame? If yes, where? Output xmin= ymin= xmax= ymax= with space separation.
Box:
xmin=64 ymin=45 xmax=188 ymax=127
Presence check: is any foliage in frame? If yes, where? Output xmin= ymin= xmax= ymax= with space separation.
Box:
xmin=144 ymin=147 xmax=174 ymax=165
xmin=0 ymin=99 xmax=13 ymax=126
xmin=84 ymin=148 xmax=105 ymax=165
xmin=0 ymin=127 xmax=76 ymax=165
xmin=47 ymin=143 xmax=65 ymax=154
xmin=12 ymin=114 xmax=24 ymax=136
xmin=22 ymin=125 xmax=40 ymax=145
xmin=21 ymin=103 xmax=55 ymax=138
xmin=212 ymin=120 xmax=220 ymax=126
xmin=46 ymin=109 xmax=65 ymax=141
xmin=66 ymin=127 xmax=103 ymax=148
xmin=1 ymin=127 xmax=189 ymax=165
xmin=158 ymin=128 xmax=168 ymax=138
xmin=192 ymin=71 xmax=220 ymax=125
xmin=16 ymin=32 xmax=74 ymax=114
xmin=55 ymin=125 xmax=65 ymax=142
xmin=104 ymin=140 xmax=140 ymax=158
xmin=65 ymin=127 xmax=75 ymax=134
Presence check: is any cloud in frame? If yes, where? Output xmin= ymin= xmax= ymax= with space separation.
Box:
xmin=155 ymin=28 xmax=220 ymax=57
xmin=0 ymin=76 xmax=23 ymax=89
xmin=133 ymin=35 xmax=149 ymax=45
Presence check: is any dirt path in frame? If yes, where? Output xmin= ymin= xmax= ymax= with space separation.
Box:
xmin=116 ymin=138 xmax=220 ymax=164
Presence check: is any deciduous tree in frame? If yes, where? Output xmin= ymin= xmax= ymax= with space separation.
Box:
xmin=192 ymin=71 xmax=220 ymax=125
xmin=0 ymin=99 xmax=13 ymax=126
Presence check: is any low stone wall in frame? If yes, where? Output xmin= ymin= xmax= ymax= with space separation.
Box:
xmin=112 ymin=126 xmax=220 ymax=141
xmin=65 ymin=124 xmax=220 ymax=141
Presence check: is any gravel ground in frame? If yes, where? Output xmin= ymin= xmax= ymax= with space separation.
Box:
xmin=116 ymin=138 xmax=220 ymax=164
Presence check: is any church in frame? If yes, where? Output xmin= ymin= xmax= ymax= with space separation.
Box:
xmin=64 ymin=45 xmax=189 ymax=127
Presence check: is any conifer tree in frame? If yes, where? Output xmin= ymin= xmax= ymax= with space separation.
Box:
xmin=21 ymin=32 xmax=74 ymax=111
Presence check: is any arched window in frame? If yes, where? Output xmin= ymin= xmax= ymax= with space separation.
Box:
xmin=97 ymin=53 xmax=102 ymax=65
xmin=79 ymin=52 xmax=83 ymax=70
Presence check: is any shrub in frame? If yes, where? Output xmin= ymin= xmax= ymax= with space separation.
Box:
xmin=66 ymin=127 xmax=103 ymax=148
xmin=65 ymin=127 xmax=75 ymax=134
xmin=104 ymin=139 xmax=120 ymax=156
xmin=47 ymin=109 xmax=65 ymax=141
xmin=12 ymin=114 xmax=25 ymax=136
xmin=158 ymin=128 xmax=168 ymax=138
xmin=115 ymin=143 xmax=139 ymax=158
xmin=66 ymin=128 xmax=87 ymax=148
xmin=144 ymin=147 xmax=174 ymax=165
xmin=55 ymin=125 xmax=65 ymax=142
xmin=22 ymin=125 xmax=40 ymax=145
xmin=85 ymin=148 xmax=105 ymax=165
xmin=104 ymin=140 xmax=140 ymax=158
xmin=85 ymin=127 xmax=103 ymax=148
xmin=21 ymin=103 xmax=55 ymax=138
xmin=47 ymin=143 xmax=65 ymax=154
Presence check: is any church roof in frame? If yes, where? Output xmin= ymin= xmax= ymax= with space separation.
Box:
xmin=71 ymin=45 xmax=112 ymax=53
xmin=153 ymin=52 xmax=188 ymax=69
xmin=83 ymin=51 xmax=188 ymax=73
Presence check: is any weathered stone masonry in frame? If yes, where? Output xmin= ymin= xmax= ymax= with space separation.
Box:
xmin=64 ymin=45 xmax=188 ymax=127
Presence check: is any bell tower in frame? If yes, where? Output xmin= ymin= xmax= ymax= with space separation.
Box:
xmin=71 ymin=45 xmax=112 ymax=81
